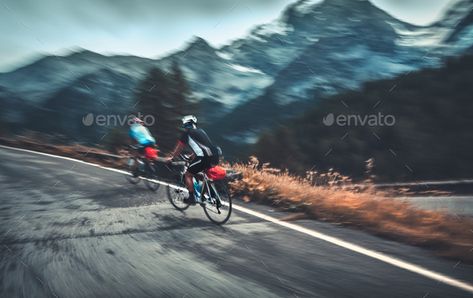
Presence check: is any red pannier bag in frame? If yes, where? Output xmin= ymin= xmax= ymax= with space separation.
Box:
xmin=144 ymin=146 xmax=158 ymax=160
xmin=206 ymin=166 xmax=227 ymax=180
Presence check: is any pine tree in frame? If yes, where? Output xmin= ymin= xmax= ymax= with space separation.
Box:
xmin=134 ymin=64 xmax=195 ymax=153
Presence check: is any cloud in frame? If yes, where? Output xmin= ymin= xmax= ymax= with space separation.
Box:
xmin=0 ymin=0 xmax=292 ymax=70
xmin=371 ymin=0 xmax=455 ymax=25
xmin=0 ymin=0 xmax=458 ymax=71
xmin=4 ymin=0 xmax=289 ymax=25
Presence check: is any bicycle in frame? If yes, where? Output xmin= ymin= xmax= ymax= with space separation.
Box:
xmin=166 ymin=155 xmax=233 ymax=225
xmin=124 ymin=149 xmax=233 ymax=224
xmin=124 ymin=145 xmax=162 ymax=191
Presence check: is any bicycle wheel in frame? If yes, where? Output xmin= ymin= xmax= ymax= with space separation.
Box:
xmin=203 ymin=180 xmax=232 ymax=224
xmin=125 ymin=157 xmax=141 ymax=185
xmin=167 ymin=185 xmax=191 ymax=211
xmin=144 ymin=162 xmax=160 ymax=191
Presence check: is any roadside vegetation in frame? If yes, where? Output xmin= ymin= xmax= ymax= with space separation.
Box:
xmin=229 ymin=157 xmax=473 ymax=263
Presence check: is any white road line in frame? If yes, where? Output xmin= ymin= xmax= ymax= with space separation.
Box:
xmin=1 ymin=144 xmax=473 ymax=294
xmin=0 ymin=144 xmax=187 ymax=191
xmin=233 ymin=204 xmax=473 ymax=294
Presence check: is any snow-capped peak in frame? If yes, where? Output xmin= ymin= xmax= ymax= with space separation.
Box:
xmin=227 ymin=64 xmax=264 ymax=74
xmin=293 ymin=0 xmax=323 ymax=14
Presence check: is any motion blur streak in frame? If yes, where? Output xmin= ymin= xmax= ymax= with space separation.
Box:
xmin=2 ymin=144 xmax=473 ymax=294
xmin=233 ymin=204 xmax=473 ymax=294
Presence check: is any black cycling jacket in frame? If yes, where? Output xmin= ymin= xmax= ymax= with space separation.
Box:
xmin=179 ymin=127 xmax=218 ymax=157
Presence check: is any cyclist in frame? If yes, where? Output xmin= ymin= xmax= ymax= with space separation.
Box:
xmin=167 ymin=115 xmax=220 ymax=205
xmin=128 ymin=117 xmax=158 ymax=165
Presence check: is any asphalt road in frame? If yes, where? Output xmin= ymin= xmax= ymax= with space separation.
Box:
xmin=1 ymin=146 xmax=473 ymax=298
xmin=400 ymin=195 xmax=473 ymax=216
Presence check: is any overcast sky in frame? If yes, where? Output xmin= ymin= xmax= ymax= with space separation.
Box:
xmin=0 ymin=0 xmax=457 ymax=72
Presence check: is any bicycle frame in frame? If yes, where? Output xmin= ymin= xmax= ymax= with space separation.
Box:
xmin=197 ymin=175 xmax=225 ymax=208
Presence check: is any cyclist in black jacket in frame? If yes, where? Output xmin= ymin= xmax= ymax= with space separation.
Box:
xmin=167 ymin=115 xmax=220 ymax=205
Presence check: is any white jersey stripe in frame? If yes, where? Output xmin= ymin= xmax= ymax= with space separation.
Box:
xmin=188 ymin=136 xmax=204 ymax=157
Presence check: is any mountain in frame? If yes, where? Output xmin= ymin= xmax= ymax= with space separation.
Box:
xmin=0 ymin=86 xmax=30 ymax=125
xmin=158 ymin=37 xmax=272 ymax=110
xmin=443 ymin=0 xmax=473 ymax=52
xmin=0 ymin=37 xmax=273 ymax=111
xmin=253 ymin=53 xmax=473 ymax=182
xmin=0 ymin=38 xmax=272 ymax=132
xmin=209 ymin=0 xmax=473 ymax=153
xmin=222 ymin=0 xmax=418 ymax=74
xmin=0 ymin=50 xmax=153 ymax=104
xmin=27 ymin=68 xmax=137 ymax=142
xmin=1 ymin=0 xmax=473 ymax=146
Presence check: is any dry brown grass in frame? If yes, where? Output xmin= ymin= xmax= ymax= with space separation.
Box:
xmin=230 ymin=163 xmax=473 ymax=263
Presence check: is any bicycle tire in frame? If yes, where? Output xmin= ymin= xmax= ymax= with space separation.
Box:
xmin=167 ymin=185 xmax=191 ymax=211
xmin=203 ymin=181 xmax=232 ymax=224
xmin=144 ymin=162 xmax=160 ymax=191
xmin=125 ymin=157 xmax=141 ymax=185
